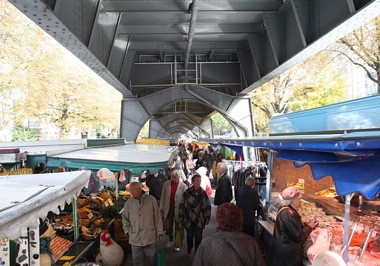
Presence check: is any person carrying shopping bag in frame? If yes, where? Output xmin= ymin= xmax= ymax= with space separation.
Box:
xmin=179 ymin=174 xmax=211 ymax=255
xmin=160 ymin=170 xmax=187 ymax=251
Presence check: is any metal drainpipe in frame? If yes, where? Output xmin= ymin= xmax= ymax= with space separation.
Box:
xmin=185 ymin=0 xmax=199 ymax=83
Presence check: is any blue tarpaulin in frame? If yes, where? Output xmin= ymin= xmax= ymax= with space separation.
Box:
xmin=200 ymin=131 xmax=380 ymax=200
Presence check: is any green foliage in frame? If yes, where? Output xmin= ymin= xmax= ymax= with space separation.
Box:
xmin=336 ymin=16 xmax=380 ymax=93
xmin=12 ymin=125 xmax=40 ymax=142
xmin=211 ymin=113 xmax=233 ymax=135
xmin=100 ymin=205 xmax=122 ymax=219
xmin=0 ymin=0 xmax=122 ymax=139
xmin=250 ymin=50 xmax=349 ymax=133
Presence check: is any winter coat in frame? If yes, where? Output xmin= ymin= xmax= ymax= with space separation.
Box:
xmin=192 ymin=231 xmax=265 ymax=266
xmin=206 ymin=154 xmax=214 ymax=172
xmin=236 ymin=185 xmax=259 ymax=225
xmin=214 ymin=173 xmax=232 ymax=206
xmin=179 ymin=187 xmax=211 ymax=229
xmin=270 ymin=205 xmax=312 ymax=266
xmin=160 ymin=180 xmax=187 ymax=220
xmin=122 ymin=193 xmax=163 ymax=247
xmin=145 ymin=171 xmax=167 ymax=200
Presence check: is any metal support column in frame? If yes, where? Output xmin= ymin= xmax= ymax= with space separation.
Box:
xmin=266 ymin=150 xmax=274 ymax=210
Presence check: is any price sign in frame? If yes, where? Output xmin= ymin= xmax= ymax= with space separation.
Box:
xmin=107 ymin=198 xmax=114 ymax=206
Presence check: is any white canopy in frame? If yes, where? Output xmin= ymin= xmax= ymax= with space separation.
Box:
xmin=0 ymin=171 xmax=90 ymax=239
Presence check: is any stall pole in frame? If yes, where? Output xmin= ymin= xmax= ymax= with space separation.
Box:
xmin=115 ymin=173 xmax=119 ymax=200
xmin=343 ymin=193 xmax=352 ymax=262
xmin=72 ymin=197 xmax=79 ymax=240
xmin=266 ymin=150 xmax=274 ymax=210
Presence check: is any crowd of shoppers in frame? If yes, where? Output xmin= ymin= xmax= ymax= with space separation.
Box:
xmin=122 ymin=141 xmax=323 ymax=266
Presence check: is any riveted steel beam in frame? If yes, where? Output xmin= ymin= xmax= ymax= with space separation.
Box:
xmin=88 ymin=5 xmax=120 ymax=66
xmin=120 ymin=49 xmax=137 ymax=96
xmin=247 ymin=34 xmax=264 ymax=78
xmin=107 ymin=34 xmax=130 ymax=79
xmin=102 ymin=1 xmax=282 ymax=12
xmin=117 ymin=24 xmax=263 ymax=35
xmin=148 ymin=117 xmax=163 ymax=139
xmin=237 ymin=49 xmax=255 ymax=88
xmin=129 ymin=41 xmax=248 ymax=50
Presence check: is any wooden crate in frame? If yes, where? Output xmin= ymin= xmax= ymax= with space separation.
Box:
xmin=113 ymin=219 xmax=131 ymax=251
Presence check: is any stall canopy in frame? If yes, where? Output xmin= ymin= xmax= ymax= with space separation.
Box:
xmin=200 ymin=131 xmax=380 ymax=200
xmin=46 ymin=144 xmax=177 ymax=174
xmin=0 ymin=171 xmax=90 ymax=240
xmin=0 ymin=139 xmax=87 ymax=169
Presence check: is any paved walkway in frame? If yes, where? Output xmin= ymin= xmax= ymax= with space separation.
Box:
xmin=123 ymin=189 xmax=271 ymax=266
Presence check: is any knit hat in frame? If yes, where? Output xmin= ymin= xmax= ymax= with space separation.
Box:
xmin=281 ymin=186 xmax=302 ymax=200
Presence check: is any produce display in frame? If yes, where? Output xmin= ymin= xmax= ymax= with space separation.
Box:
xmin=52 ymin=192 xmax=116 ymax=241
xmin=50 ymin=236 xmax=72 ymax=261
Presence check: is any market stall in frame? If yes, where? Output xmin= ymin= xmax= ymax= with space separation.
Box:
xmin=0 ymin=139 xmax=87 ymax=171
xmin=46 ymin=144 xmax=177 ymax=174
xmin=200 ymin=131 xmax=380 ymax=265
xmin=0 ymin=171 xmax=90 ymax=265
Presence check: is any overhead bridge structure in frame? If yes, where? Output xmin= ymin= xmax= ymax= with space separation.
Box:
xmin=8 ymin=0 xmax=380 ymax=141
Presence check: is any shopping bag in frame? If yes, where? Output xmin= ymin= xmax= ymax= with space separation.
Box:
xmin=307 ymin=228 xmax=332 ymax=263
xmin=212 ymin=163 xmax=217 ymax=179
xmin=157 ymin=240 xmax=166 ymax=266
xmin=175 ymin=223 xmax=184 ymax=248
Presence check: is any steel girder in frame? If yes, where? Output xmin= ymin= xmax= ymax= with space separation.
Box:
xmin=10 ymin=0 xmax=380 ymax=97
xmin=150 ymin=113 xmax=213 ymax=139
xmin=7 ymin=0 xmax=380 ymax=142
xmin=148 ymin=117 xmax=163 ymax=139
xmin=120 ymin=84 xmax=254 ymax=141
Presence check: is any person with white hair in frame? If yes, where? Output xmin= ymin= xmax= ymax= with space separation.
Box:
xmin=122 ymin=182 xmax=163 ymax=266
xmin=160 ymin=170 xmax=187 ymax=251
xmin=312 ymin=251 xmax=346 ymax=266
xmin=270 ymin=186 xmax=318 ymax=266
xmin=214 ymin=162 xmax=232 ymax=206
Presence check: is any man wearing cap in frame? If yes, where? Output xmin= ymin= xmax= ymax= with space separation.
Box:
xmin=270 ymin=186 xmax=317 ymax=266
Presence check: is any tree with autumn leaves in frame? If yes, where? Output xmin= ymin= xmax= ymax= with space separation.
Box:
xmin=0 ymin=0 xmax=122 ymax=141
xmin=250 ymin=15 xmax=380 ymax=134
xmin=250 ymin=51 xmax=349 ymax=133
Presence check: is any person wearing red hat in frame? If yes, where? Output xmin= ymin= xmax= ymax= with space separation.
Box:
xmin=270 ymin=186 xmax=318 ymax=266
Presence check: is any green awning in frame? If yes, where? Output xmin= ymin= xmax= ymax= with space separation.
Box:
xmin=25 ymin=155 xmax=46 ymax=169
xmin=1 ymin=163 xmax=21 ymax=171
xmin=46 ymin=144 xmax=176 ymax=175
xmin=46 ymin=157 xmax=167 ymax=174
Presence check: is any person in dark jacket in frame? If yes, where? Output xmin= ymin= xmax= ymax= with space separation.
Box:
xmin=145 ymin=169 xmax=167 ymax=205
xmin=214 ymin=162 xmax=232 ymax=206
xmin=236 ymin=177 xmax=259 ymax=237
xmin=270 ymin=186 xmax=317 ymax=266
xmin=206 ymin=146 xmax=215 ymax=177
xmin=179 ymin=174 xmax=211 ymax=255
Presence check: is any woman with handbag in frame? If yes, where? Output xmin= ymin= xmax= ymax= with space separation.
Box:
xmin=160 ymin=170 xmax=187 ymax=251
xmin=179 ymin=174 xmax=211 ymax=255
xmin=270 ymin=186 xmax=318 ymax=266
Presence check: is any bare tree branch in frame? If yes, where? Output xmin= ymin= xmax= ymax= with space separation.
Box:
xmin=332 ymin=48 xmax=378 ymax=84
